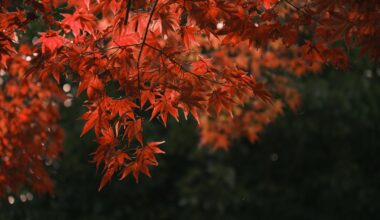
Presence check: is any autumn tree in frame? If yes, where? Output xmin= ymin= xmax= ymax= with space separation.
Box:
xmin=0 ymin=0 xmax=379 ymax=194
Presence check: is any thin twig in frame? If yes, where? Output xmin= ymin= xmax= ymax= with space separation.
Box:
xmin=75 ymin=43 xmax=142 ymax=56
xmin=136 ymin=0 xmax=159 ymax=104
xmin=123 ymin=0 xmax=132 ymax=25
xmin=144 ymin=43 xmax=225 ymax=85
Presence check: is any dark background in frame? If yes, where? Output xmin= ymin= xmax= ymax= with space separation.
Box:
xmin=1 ymin=56 xmax=380 ymax=219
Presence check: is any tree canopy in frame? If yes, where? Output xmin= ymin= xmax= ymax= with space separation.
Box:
xmin=0 ymin=0 xmax=379 ymax=195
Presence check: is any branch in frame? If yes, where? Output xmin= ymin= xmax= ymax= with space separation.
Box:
xmin=283 ymin=0 xmax=352 ymax=24
xmin=282 ymin=0 xmax=324 ymax=24
xmin=123 ymin=0 xmax=132 ymax=25
xmin=77 ymin=43 xmax=142 ymax=56
xmin=137 ymin=0 xmax=159 ymax=98
xmin=143 ymin=43 xmax=225 ymax=85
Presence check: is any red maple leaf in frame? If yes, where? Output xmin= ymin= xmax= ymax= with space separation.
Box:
xmin=262 ymin=0 xmax=278 ymax=9
xmin=35 ymin=30 xmax=65 ymax=54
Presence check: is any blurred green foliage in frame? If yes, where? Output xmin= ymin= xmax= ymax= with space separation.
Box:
xmin=1 ymin=59 xmax=380 ymax=219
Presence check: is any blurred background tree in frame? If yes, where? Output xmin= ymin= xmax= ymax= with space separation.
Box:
xmin=1 ymin=55 xmax=379 ymax=219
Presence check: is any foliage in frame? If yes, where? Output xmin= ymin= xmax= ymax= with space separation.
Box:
xmin=0 ymin=0 xmax=379 ymax=193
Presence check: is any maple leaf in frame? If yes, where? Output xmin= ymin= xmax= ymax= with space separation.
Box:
xmin=182 ymin=26 xmax=199 ymax=49
xmin=208 ymin=89 xmax=234 ymax=117
xmin=113 ymin=32 xmax=140 ymax=47
xmin=123 ymin=119 xmax=143 ymax=145
xmin=120 ymin=141 xmax=165 ymax=182
xmin=80 ymin=108 xmax=99 ymax=137
xmin=97 ymin=126 xmax=118 ymax=147
xmin=35 ymin=30 xmax=65 ymax=54
xmin=148 ymin=93 xmax=179 ymax=127
xmin=253 ymin=83 xmax=272 ymax=103
xmin=98 ymin=168 xmax=115 ymax=191
xmin=205 ymin=2 xmax=220 ymax=21
xmin=141 ymin=90 xmax=157 ymax=107
xmin=178 ymin=84 xmax=206 ymax=124
xmin=117 ymin=152 xmax=131 ymax=165
xmin=87 ymin=76 xmax=105 ymax=99
xmin=222 ymin=33 xmax=242 ymax=46
xmin=262 ymin=0 xmax=278 ymax=9
xmin=37 ymin=61 xmax=65 ymax=83
xmin=299 ymin=40 xmax=326 ymax=64
xmin=61 ymin=9 xmax=96 ymax=37
xmin=158 ymin=11 xmax=179 ymax=36
xmin=109 ymin=98 xmax=138 ymax=119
